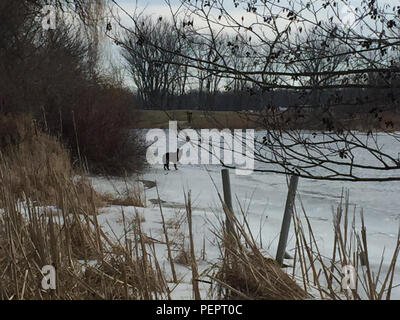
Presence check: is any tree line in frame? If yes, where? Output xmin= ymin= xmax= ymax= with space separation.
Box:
xmin=117 ymin=11 xmax=400 ymax=112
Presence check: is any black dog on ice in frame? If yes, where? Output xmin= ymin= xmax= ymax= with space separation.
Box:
xmin=163 ymin=148 xmax=182 ymax=170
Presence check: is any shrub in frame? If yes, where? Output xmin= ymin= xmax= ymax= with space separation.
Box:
xmin=0 ymin=1 xmax=146 ymax=177
xmin=0 ymin=114 xmax=21 ymax=149
xmin=50 ymin=83 xmax=147 ymax=176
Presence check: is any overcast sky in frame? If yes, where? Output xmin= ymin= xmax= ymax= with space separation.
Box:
xmin=106 ymin=0 xmax=397 ymax=89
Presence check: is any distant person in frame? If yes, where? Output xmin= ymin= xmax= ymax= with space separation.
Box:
xmin=187 ymin=111 xmax=193 ymax=124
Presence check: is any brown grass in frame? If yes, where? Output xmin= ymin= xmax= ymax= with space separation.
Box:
xmin=208 ymin=184 xmax=400 ymax=300
xmin=0 ymin=115 xmax=73 ymax=206
xmin=173 ymin=249 xmax=192 ymax=267
xmin=136 ymin=110 xmax=258 ymax=129
xmin=0 ymin=116 xmax=167 ymax=300
xmin=136 ymin=109 xmax=400 ymax=131
xmin=207 ymin=184 xmax=309 ymax=300
xmin=108 ymin=183 xmax=146 ymax=208
xmin=292 ymin=191 xmax=400 ymax=300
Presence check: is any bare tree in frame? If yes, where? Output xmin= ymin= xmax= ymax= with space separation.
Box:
xmin=108 ymin=0 xmax=400 ymax=181
xmin=121 ymin=17 xmax=187 ymax=107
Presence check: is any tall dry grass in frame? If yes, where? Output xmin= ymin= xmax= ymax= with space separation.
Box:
xmin=291 ymin=191 xmax=400 ymax=300
xmin=204 ymin=184 xmax=309 ymax=300
xmin=0 ymin=116 xmax=167 ymax=300
xmin=206 ymin=185 xmax=400 ymax=300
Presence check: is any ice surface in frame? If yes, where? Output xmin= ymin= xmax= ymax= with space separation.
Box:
xmin=90 ymin=130 xmax=400 ymax=299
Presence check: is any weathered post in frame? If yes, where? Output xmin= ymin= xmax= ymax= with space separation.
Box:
xmin=221 ymin=169 xmax=234 ymax=236
xmin=276 ymin=175 xmax=299 ymax=267
xmin=221 ymin=169 xmax=235 ymax=299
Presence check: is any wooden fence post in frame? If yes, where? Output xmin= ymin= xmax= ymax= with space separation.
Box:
xmin=221 ymin=169 xmax=234 ymax=236
xmin=276 ymin=175 xmax=299 ymax=267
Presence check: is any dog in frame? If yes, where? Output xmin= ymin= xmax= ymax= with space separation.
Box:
xmin=163 ymin=148 xmax=182 ymax=170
